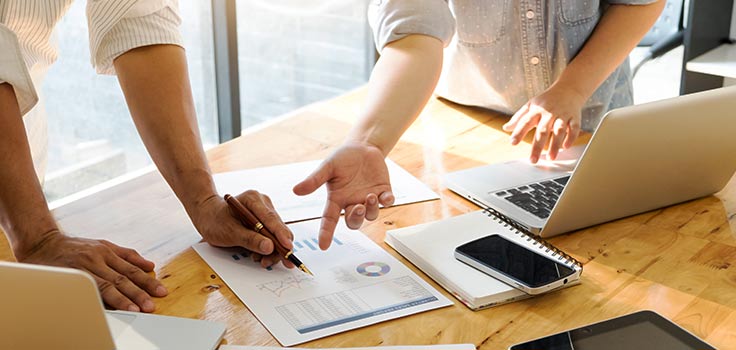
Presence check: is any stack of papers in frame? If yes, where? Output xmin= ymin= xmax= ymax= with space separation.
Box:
xmin=194 ymin=220 xmax=453 ymax=346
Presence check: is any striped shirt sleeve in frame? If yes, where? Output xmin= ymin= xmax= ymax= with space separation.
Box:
xmin=88 ymin=1 xmax=183 ymax=75
xmin=0 ymin=24 xmax=39 ymax=116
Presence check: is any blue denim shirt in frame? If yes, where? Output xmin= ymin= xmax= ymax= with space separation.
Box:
xmin=369 ymin=0 xmax=657 ymax=132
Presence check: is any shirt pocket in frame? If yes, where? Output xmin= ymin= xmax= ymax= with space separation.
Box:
xmin=452 ymin=0 xmax=511 ymax=47
xmin=558 ymin=0 xmax=601 ymax=26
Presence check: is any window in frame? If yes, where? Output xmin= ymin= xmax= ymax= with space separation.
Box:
xmin=236 ymin=0 xmax=373 ymax=129
xmin=40 ymin=1 xmax=375 ymax=203
xmin=42 ymin=1 xmax=218 ymax=203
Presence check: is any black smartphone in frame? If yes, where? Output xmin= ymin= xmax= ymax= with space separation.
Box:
xmin=454 ymin=234 xmax=578 ymax=294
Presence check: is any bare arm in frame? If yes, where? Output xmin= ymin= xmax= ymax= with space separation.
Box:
xmin=114 ymin=45 xmax=295 ymax=268
xmin=113 ymin=45 xmax=215 ymax=211
xmin=348 ymin=34 xmax=444 ymax=154
xmin=0 ymin=83 xmax=167 ymax=313
xmin=554 ymin=1 xmax=667 ymax=104
xmin=293 ymin=35 xmax=443 ymax=248
xmin=504 ymin=0 xmax=666 ymax=162
xmin=0 ymin=83 xmax=57 ymax=256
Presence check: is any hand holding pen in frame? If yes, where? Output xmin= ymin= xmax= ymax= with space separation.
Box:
xmin=225 ymin=194 xmax=313 ymax=275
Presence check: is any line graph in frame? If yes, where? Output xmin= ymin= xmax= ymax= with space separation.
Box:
xmin=256 ymin=274 xmax=315 ymax=298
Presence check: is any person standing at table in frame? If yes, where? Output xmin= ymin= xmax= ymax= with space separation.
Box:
xmin=294 ymin=0 xmax=666 ymax=247
xmin=0 ymin=0 xmax=295 ymax=313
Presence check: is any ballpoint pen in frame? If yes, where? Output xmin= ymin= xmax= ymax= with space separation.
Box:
xmin=224 ymin=194 xmax=313 ymax=276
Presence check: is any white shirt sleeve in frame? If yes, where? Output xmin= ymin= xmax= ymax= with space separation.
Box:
xmin=368 ymin=0 xmax=456 ymax=53
xmin=0 ymin=24 xmax=39 ymax=116
xmin=88 ymin=0 xmax=183 ymax=75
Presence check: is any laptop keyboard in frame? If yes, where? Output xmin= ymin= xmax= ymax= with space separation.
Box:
xmin=493 ymin=176 xmax=571 ymax=219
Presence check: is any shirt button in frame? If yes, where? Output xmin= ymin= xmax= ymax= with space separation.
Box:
xmin=530 ymin=56 xmax=540 ymax=65
xmin=526 ymin=10 xmax=535 ymax=19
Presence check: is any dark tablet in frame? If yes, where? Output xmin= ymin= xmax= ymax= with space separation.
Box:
xmin=509 ymin=310 xmax=714 ymax=350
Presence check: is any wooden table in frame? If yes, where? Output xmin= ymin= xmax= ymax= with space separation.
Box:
xmin=3 ymin=88 xmax=736 ymax=348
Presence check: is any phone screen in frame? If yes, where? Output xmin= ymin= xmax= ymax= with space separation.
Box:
xmin=457 ymin=235 xmax=575 ymax=288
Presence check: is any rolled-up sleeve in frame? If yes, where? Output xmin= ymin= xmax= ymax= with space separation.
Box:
xmin=87 ymin=0 xmax=183 ymax=75
xmin=0 ymin=25 xmax=38 ymax=116
xmin=368 ymin=0 xmax=455 ymax=53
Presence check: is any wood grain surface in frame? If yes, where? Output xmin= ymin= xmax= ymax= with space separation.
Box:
xmin=2 ymin=88 xmax=735 ymax=349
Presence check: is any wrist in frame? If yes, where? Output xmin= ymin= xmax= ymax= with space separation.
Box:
xmin=548 ymin=79 xmax=589 ymax=106
xmin=179 ymin=182 xmax=220 ymax=234
xmin=182 ymin=192 xmax=219 ymax=229
xmin=345 ymin=121 xmax=397 ymax=157
xmin=11 ymin=227 xmax=62 ymax=261
xmin=342 ymin=137 xmax=389 ymax=158
xmin=184 ymin=192 xmax=223 ymax=242
xmin=166 ymin=167 xmax=219 ymax=215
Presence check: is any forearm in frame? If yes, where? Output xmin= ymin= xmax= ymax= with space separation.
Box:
xmin=553 ymin=1 xmax=665 ymax=99
xmin=0 ymin=83 xmax=58 ymax=258
xmin=348 ymin=34 xmax=444 ymax=155
xmin=113 ymin=45 xmax=216 ymax=213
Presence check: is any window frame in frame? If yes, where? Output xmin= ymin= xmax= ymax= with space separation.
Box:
xmin=210 ymin=0 xmax=377 ymax=143
xmin=212 ymin=0 xmax=242 ymax=143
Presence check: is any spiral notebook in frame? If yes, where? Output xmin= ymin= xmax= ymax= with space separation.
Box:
xmin=385 ymin=210 xmax=582 ymax=310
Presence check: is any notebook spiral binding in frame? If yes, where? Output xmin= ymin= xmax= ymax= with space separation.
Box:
xmin=482 ymin=208 xmax=583 ymax=269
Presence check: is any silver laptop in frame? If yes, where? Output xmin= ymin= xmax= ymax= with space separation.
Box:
xmin=445 ymin=85 xmax=736 ymax=238
xmin=0 ymin=262 xmax=226 ymax=350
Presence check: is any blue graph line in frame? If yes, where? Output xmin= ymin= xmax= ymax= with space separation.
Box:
xmin=303 ymin=239 xmax=317 ymax=251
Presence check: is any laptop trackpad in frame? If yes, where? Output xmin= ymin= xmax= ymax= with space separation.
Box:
xmin=106 ymin=312 xmax=137 ymax=338
xmin=105 ymin=312 xmax=159 ymax=350
xmin=487 ymin=146 xmax=582 ymax=189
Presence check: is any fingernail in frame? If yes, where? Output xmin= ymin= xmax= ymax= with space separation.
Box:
xmin=380 ymin=192 xmax=394 ymax=204
xmin=143 ymin=300 xmax=155 ymax=312
xmin=259 ymin=240 xmax=272 ymax=254
xmin=156 ymin=286 xmax=168 ymax=296
xmin=368 ymin=196 xmax=377 ymax=205
xmin=128 ymin=304 xmax=140 ymax=312
xmin=356 ymin=207 xmax=365 ymax=215
xmin=510 ymin=137 xmax=518 ymax=144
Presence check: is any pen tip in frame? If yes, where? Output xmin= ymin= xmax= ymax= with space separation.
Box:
xmin=301 ymin=265 xmax=314 ymax=276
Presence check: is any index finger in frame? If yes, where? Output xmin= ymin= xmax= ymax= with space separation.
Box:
xmin=503 ymin=103 xmax=530 ymax=132
xmin=240 ymin=194 xmax=294 ymax=250
xmin=261 ymin=194 xmax=294 ymax=242
xmin=510 ymin=112 xmax=541 ymax=145
xmin=318 ymin=199 xmax=342 ymax=250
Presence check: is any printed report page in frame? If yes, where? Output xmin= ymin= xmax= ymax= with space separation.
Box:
xmin=194 ymin=220 xmax=452 ymax=346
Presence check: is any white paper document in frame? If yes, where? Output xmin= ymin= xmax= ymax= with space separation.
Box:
xmin=213 ymin=159 xmax=439 ymax=223
xmin=219 ymin=345 xmax=476 ymax=350
xmin=193 ymin=221 xmax=452 ymax=346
